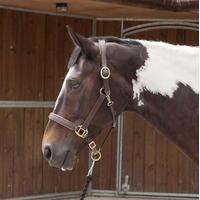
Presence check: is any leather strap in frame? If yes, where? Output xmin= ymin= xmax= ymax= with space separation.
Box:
xmin=82 ymin=92 xmax=106 ymax=129
xmin=99 ymin=40 xmax=107 ymax=68
xmin=49 ymin=112 xmax=76 ymax=130
xmin=99 ymin=40 xmax=116 ymax=127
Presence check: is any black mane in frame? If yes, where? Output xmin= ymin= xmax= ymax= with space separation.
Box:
xmin=90 ymin=36 xmax=142 ymax=47
xmin=68 ymin=36 xmax=141 ymax=68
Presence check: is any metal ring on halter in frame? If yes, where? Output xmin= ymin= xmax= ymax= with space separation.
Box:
xmin=74 ymin=125 xmax=88 ymax=138
xmin=91 ymin=150 xmax=101 ymax=161
xmin=100 ymin=66 xmax=110 ymax=79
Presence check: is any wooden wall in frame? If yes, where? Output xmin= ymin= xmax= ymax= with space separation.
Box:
xmin=0 ymin=9 xmax=92 ymax=198
xmin=0 ymin=8 xmax=198 ymax=199
xmin=93 ymin=20 xmax=199 ymax=193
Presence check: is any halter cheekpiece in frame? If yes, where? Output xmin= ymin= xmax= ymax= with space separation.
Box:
xmin=48 ymin=40 xmax=116 ymax=163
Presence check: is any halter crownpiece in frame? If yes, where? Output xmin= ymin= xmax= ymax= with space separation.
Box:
xmin=48 ymin=40 xmax=116 ymax=163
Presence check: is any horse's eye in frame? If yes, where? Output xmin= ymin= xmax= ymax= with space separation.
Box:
xmin=69 ymin=80 xmax=80 ymax=90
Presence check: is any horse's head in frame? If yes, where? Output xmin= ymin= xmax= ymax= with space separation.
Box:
xmin=42 ymin=27 xmax=140 ymax=171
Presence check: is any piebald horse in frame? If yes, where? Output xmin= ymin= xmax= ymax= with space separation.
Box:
xmin=42 ymin=27 xmax=198 ymax=171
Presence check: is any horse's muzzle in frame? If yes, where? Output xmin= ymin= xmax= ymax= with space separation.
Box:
xmin=42 ymin=143 xmax=77 ymax=171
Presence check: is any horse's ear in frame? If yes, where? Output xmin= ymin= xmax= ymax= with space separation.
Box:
xmin=66 ymin=25 xmax=99 ymax=58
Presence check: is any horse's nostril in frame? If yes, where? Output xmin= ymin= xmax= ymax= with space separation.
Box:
xmin=43 ymin=145 xmax=52 ymax=160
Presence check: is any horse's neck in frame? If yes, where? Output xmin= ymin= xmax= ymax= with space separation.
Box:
xmin=125 ymin=40 xmax=199 ymax=164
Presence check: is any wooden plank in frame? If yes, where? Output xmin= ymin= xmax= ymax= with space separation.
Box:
xmin=22 ymin=108 xmax=44 ymax=196
xmin=11 ymin=10 xmax=45 ymax=100
xmin=0 ymin=109 xmax=13 ymax=198
xmin=23 ymin=108 xmax=34 ymax=195
xmin=110 ymin=129 xmax=117 ymax=189
xmin=13 ymin=10 xmax=24 ymax=100
xmin=177 ymin=152 xmax=190 ymax=193
xmin=122 ymin=112 xmax=134 ymax=191
xmin=166 ymin=142 xmax=178 ymax=193
xmin=132 ymin=113 xmax=145 ymax=192
xmin=44 ymin=15 xmax=60 ymax=101
xmin=0 ymin=10 xmax=16 ymax=100
xmin=25 ymin=12 xmax=45 ymax=100
xmin=0 ymin=9 xmax=3 ymax=99
xmin=185 ymin=29 xmax=199 ymax=46
xmin=12 ymin=109 xmax=24 ymax=197
xmin=16 ymin=11 xmax=45 ymax=100
xmin=32 ymin=109 xmax=44 ymax=195
xmin=189 ymin=163 xmax=198 ymax=193
xmin=96 ymin=21 xmax=121 ymax=37
xmin=166 ymin=28 xmax=177 ymax=44
xmin=144 ymin=123 xmax=156 ymax=192
xmin=0 ymin=109 xmax=17 ymax=198
xmin=155 ymin=133 xmax=168 ymax=192
xmin=0 ymin=109 xmax=3 ymax=198
xmin=176 ymin=29 xmax=185 ymax=45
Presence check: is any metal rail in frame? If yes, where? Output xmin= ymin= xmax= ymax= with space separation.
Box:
xmin=0 ymin=101 xmax=55 ymax=108
xmin=96 ymin=17 xmax=198 ymax=22
xmin=123 ymin=21 xmax=198 ymax=37
xmin=4 ymin=191 xmax=81 ymax=200
xmin=91 ymin=189 xmax=198 ymax=199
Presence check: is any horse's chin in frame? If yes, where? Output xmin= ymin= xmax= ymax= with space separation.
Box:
xmin=61 ymin=151 xmax=77 ymax=171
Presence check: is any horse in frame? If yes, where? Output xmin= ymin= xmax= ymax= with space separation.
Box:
xmin=42 ymin=26 xmax=199 ymax=172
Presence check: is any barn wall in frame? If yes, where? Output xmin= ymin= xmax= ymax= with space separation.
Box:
xmin=93 ymin=20 xmax=199 ymax=193
xmin=0 ymin=8 xmax=198 ymax=199
xmin=0 ymin=9 xmax=92 ymax=199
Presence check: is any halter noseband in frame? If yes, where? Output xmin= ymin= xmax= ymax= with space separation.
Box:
xmin=48 ymin=40 xmax=116 ymax=163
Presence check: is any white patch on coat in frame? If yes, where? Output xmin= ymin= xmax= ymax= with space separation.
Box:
xmin=131 ymin=40 xmax=199 ymax=106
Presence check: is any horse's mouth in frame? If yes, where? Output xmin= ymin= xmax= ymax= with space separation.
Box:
xmin=61 ymin=151 xmax=77 ymax=171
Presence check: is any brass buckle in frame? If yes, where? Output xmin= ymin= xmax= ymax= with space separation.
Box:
xmin=100 ymin=66 xmax=110 ymax=79
xmin=75 ymin=125 xmax=88 ymax=138
xmin=91 ymin=150 xmax=101 ymax=161
xmin=89 ymin=141 xmax=96 ymax=150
